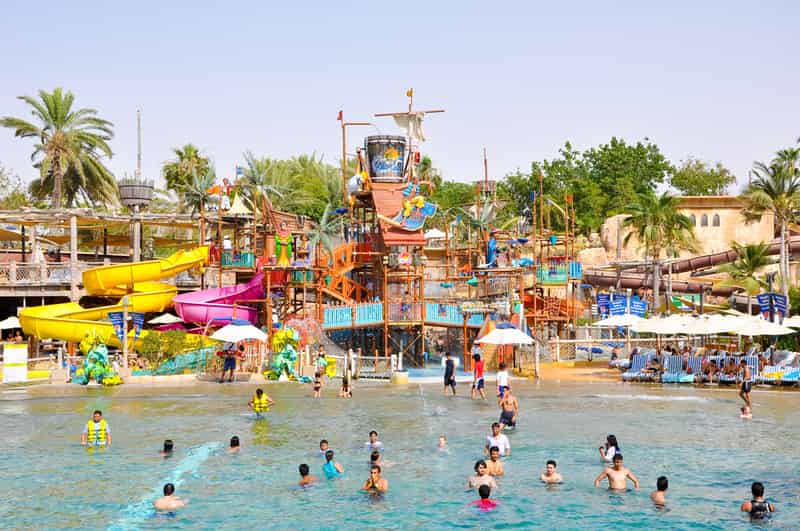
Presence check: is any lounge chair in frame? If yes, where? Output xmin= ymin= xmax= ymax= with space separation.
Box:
xmin=622 ymin=354 xmax=646 ymax=382
xmin=718 ymin=355 xmax=739 ymax=385
xmin=685 ymin=356 xmax=702 ymax=383
xmin=660 ymin=355 xmax=684 ymax=384
xmin=780 ymin=367 xmax=800 ymax=385
xmin=758 ymin=365 xmax=784 ymax=384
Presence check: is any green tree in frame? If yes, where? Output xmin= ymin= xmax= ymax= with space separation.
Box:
xmin=0 ymin=164 xmax=30 ymax=209
xmin=670 ymin=158 xmax=736 ymax=195
xmin=0 ymin=87 xmax=116 ymax=207
xmin=308 ymin=204 xmax=343 ymax=265
xmin=719 ymin=242 xmax=772 ymax=315
xmin=162 ymin=144 xmax=210 ymax=211
xmin=183 ymin=167 xmax=218 ymax=242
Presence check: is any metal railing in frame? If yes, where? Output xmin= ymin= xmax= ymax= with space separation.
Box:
xmin=0 ymin=262 xmax=106 ymax=286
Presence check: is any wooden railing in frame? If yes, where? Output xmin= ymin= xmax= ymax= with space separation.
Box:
xmin=0 ymin=262 xmax=105 ymax=286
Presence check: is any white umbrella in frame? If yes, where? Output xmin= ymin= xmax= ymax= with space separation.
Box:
xmin=148 ymin=313 xmax=183 ymax=325
xmin=210 ymin=324 xmax=268 ymax=343
xmin=424 ymin=228 xmax=446 ymax=240
xmin=593 ymin=314 xmax=645 ymax=327
xmin=631 ymin=314 xmax=692 ymax=335
xmin=684 ymin=314 xmax=738 ymax=335
xmin=780 ymin=315 xmax=800 ymax=328
xmin=478 ymin=327 xmax=534 ymax=345
xmin=732 ymin=316 xmax=794 ymax=336
xmin=0 ymin=316 xmax=21 ymax=330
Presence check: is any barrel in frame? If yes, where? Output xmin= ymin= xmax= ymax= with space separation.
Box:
xmin=365 ymin=135 xmax=406 ymax=182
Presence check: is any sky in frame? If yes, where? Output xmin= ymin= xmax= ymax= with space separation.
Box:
xmin=1 ymin=1 xmax=799 ymax=194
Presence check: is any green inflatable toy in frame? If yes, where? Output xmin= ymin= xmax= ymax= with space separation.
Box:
xmin=264 ymin=327 xmax=312 ymax=383
xmin=74 ymin=333 xmax=122 ymax=386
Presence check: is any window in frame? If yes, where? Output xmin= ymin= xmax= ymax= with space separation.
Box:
xmin=700 ymin=214 xmax=708 ymax=227
xmin=689 ymin=214 xmax=696 ymax=226
xmin=712 ymin=214 xmax=720 ymax=227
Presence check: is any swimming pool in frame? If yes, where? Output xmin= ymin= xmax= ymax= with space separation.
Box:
xmin=1 ymin=380 xmax=797 ymax=529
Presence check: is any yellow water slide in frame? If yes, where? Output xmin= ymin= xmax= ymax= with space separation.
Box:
xmin=20 ymin=247 xmax=209 ymax=347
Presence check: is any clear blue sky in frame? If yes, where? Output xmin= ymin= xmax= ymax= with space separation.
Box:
xmin=1 ymin=1 xmax=798 ymax=193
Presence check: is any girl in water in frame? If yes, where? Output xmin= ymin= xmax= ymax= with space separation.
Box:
xmin=599 ymin=434 xmax=620 ymax=465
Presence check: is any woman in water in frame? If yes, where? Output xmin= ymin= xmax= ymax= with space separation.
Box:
xmin=599 ymin=434 xmax=619 ymax=464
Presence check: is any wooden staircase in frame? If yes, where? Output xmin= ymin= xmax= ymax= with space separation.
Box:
xmin=318 ymin=242 xmax=373 ymax=304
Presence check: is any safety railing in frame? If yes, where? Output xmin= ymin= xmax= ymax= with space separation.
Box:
xmin=0 ymin=262 xmax=106 ymax=286
xmin=220 ymin=251 xmax=255 ymax=268
xmin=387 ymin=302 xmax=422 ymax=322
xmin=321 ymin=302 xmax=486 ymax=330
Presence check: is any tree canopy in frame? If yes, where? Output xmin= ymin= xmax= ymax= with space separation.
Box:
xmin=670 ymin=158 xmax=736 ymax=195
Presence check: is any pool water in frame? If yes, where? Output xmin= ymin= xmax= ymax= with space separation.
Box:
xmin=1 ymin=380 xmax=798 ymax=529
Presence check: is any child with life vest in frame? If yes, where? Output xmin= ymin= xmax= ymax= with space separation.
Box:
xmin=248 ymin=388 xmax=274 ymax=416
xmin=81 ymin=410 xmax=111 ymax=446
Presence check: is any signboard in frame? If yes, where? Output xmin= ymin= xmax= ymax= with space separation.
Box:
xmin=131 ymin=312 xmax=145 ymax=341
xmin=108 ymin=312 xmax=126 ymax=344
xmin=630 ymin=296 xmax=648 ymax=317
xmin=774 ymin=294 xmax=788 ymax=317
xmin=757 ymin=292 xmax=787 ymax=318
xmin=610 ymin=296 xmax=627 ymax=316
xmin=2 ymin=343 xmax=28 ymax=383
xmin=596 ymin=293 xmax=610 ymax=317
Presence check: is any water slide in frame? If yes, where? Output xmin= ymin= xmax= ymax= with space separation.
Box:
xmin=583 ymin=237 xmax=800 ymax=295
xmin=173 ymin=273 xmax=264 ymax=325
xmin=19 ymin=247 xmax=209 ymax=346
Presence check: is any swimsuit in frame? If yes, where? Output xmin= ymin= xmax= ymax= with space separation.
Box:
xmin=499 ymin=409 xmax=516 ymax=427
xmin=473 ymin=378 xmax=485 ymax=390
xmin=749 ymin=500 xmax=773 ymax=520
xmin=322 ymin=461 xmax=341 ymax=478
xmin=741 ymin=381 xmax=752 ymax=393
xmin=223 ymin=356 xmax=237 ymax=371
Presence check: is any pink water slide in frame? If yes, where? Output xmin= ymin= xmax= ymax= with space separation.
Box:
xmin=173 ymin=273 xmax=264 ymax=325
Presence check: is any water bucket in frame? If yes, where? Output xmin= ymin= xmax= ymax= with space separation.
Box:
xmin=365 ymin=135 xmax=406 ymax=182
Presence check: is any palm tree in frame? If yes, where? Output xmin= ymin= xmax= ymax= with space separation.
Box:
xmin=623 ymin=192 xmax=695 ymax=310
xmin=162 ymin=144 xmax=209 ymax=211
xmin=742 ymin=161 xmax=800 ymax=305
xmin=183 ymin=167 xmax=218 ymax=243
xmin=719 ymin=242 xmax=772 ymax=315
xmin=0 ymin=87 xmax=116 ymax=207
xmin=308 ymin=204 xmax=343 ymax=265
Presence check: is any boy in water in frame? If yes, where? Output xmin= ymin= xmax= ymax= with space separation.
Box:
xmin=437 ymin=434 xmax=448 ymax=449
xmin=442 ymin=352 xmax=458 ymax=396
xmin=485 ymin=422 xmax=511 ymax=457
xmin=740 ymin=481 xmax=775 ymax=520
xmin=365 ymin=430 xmax=384 ymax=449
xmin=160 ymin=439 xmax=174 ymax=457
xmin=496 ymin=362 xmax=510 ymax=398
xmin=486 ymin=446 xmax=505 ymax=477
xmin=651 ymin=476 xmax=668 ymax=506
xmin=540 ymin=460 xmax=563 ymax=483
xmin=361 ymin=465 xmax=389 ymax=493
xmin=229 ymin=436 xmax=241 ymax=453
xmin=319 ymin=439 xmax=330 ymax=455
xmin=471 ymin=353 xmax=486 ymax=400
xmin=153 ymin=483 xmax=186 ymax=511
xmin=593 ymin=454 xmax=640 ymax=490
xmin=738 ymin=358 xmax=753 ymax=410
xmin=498 ymin=388 xmax=518 ymax=429
xmin=298 ymin=463 xmax=319 ymax=487
xmin=469 ymin=484 xmax=499 ymax=512
xmin=740 ymin=405 xmax=753 ymax=419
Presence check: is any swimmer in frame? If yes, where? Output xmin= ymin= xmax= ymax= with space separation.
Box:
xmin=319 ymin=439 xmax=330 ymax=455
xmin=469 ymin=484 xmax=499 ymax=512
xmin=437 ymin=434 xmax=447 ymax=449
xmin=486 ymin=446 xmax=505 ymax=477
xmin=298 ymin=463 xmax=319 ymax=487
xmin=361 ymin=464 xmax=389 ymax=494
xmin=740 ymin=406 xmax=753 ymax=420
xmin=248 ymin=388 xmax=274 ymax=415
xmin=650 ymin=476 xmax=668 ymax=506
xmin=738 ymin=359 xmax=752 ymax=409
xmin=540 ymin=460 xmax=563 ymax=484
xmin=496 ymin=362 xmax=510 ymax=398
xmin=153 ymin=483 xmax=186 ymax=512
xmin=740 ymin=481 xmax=775 ymax=521
xmin=594 ymin=454 xmax=640 ymax=490
xmin=485 ymin=422 xmax=510 ymax=457
xmin=160 ymin=439 xmax=174 ymax=457
xmin=498 ymin=388 xmax=518 ymax=429
xmin=365 ymin=430 xmax=384 ymax=449
xmin=323 ymin=449 xmax=344 ymax=478
xmin=471 ymin=353 xmax=486 ymax=400
xmin=229 ymin=436 xmax=241 ymax=453
xmin=81 ymin=410 xmax=111 ymax=447
xmin=467 ymin=460 xmax=498 ymax=491
xmin=313 ymin=370 xmax=322 ymax=398
xmin=599 ymin=434 xmax=620 ymax=464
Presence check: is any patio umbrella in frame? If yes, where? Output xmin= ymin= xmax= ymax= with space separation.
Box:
xmin=780 ymin=315 xmax=800 ymax=328
xmin=148 ymin=313 xmax=184 ymax=325
xmin=593 ymin=314 xmax=645 ymax=327
xmin=478 ymin=327 xmax=533 ymax=345
xmin=0 ymin=316 xmax=21 ymax=330
xmin=631 ymin=314 xmax=692 ymax=335
xmin=210 ymin=323 xmax=267 ymax=343
xmin=731 ymin=316 xmax=794 ymax=336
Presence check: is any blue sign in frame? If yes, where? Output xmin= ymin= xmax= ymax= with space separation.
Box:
xmin=610 ymin=297 xmax=627 ymax=316
xmin=131 ymin=312 xmax=145 ymax=341
xmin=774 ymin=294 xmax=788 ymax=316
xmin=757 ymin=292 xmax=788 ymax=318
xmin=596 ymin=293 xmax=610 ymax=317
xmin=108 ymin=311 xmax=126 ymax=344
xmin=630 ymin=296 xmax=648 ymax=317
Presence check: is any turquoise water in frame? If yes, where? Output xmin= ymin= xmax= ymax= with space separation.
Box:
xmin=1 ymin=380 xmax=798 ymax=529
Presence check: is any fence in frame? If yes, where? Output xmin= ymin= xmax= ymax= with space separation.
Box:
xmin=0 ymin=262 xmax=105 ymax=286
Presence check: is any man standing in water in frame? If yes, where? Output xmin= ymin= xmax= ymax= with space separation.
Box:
xmin=540 ymin=460 xmax=563 ymax=483
xmin=485 ymin=422 xmax=511 ymax=457
xmin=154 ymin=483 xmax=186 ymax=511
xmin=594 ymin=454 xmax=640 ymax=490
xmin=738 ymin=359 xmax=753 ymax=411
xmin=361 ymin=465 xmax=389 ymax=493
xmin=81 ymin=410 xmax=111 ymax=446
xmin=485 ymin=446 xmax=505 ymax=477
xmin=498 ymin=388 xmax=518 ymax=429
xmin=442 ymin=351 xmax=458 ymax=396
xmin=651 ymin=476 xmax=668 ymax=506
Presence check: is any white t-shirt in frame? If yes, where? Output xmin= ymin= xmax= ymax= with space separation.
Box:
xmin=496 ymin=370 xmax=509 ymax=387
xmin=486 ymin=433 xmax=511 ymax=455
xmin=603 ymin=446 xmax=617 ymax=462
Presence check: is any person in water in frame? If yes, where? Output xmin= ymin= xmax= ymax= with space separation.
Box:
xmin=469 ymin=484 xmax=499 ymax=512
xmin=540 ymin=460 xmax=563 ymax=483
xmin=160 ymin=439 xmax=174 ymax=457
xmin=594 ymin=454 xmax=640 ymax=490
xmin=218 ymin=344 xmax=240 ymax=383
xmin=599 ymin=434 xmax=620 ymax=464
xmin=740 ymin=481 xmax=775 ymax=520
xmin=740 ymin=405 xmax=753 ymax=419
xmin=442 ymin=351 xmax=458 ymax=396
xmin=319 ymin=439 xmax=330 ymax=455
xmin=313 ymin=371 xmax=322 ymax=398
xmin=485 ymin=446 xmax=505 ymax=477
xmin=154 ymin=483 xmax=186 ymax=511
xmin=498 ymin=387 xmax=518 ymax=429
xmin=81 ymin=410 xmax=111 ymax=446
xmin=361 ymin=464 xmax=389 ymax=494
xmin=437 ymin=434 xmax=447 ymax=449
xmin=496 ymin=362 xmax=511 ymax=398
xmin=485 ymin=422 xmax=511 ymax=456
xmin=248 ymin=388 xmax=274 ymax=415
xmin=467 ymin=460 xmax=498 ymax=491
xmin=738 ymin=359 xmax=753 ymax=409
xmin=366 ymin=430 xmax=383 ymax=449
xmin=229 ymin=436 xmax=241 ymax=453
xmin=651 ymin=476 xmax=668 ymax=506
xmin=298 ymin=463 xmax=319 ymax=487
xmin=471 ymin=353 xmax=486 ymax=400
xmin=323 ymin=449 xmax=344 ymax=478
xmin=339 ymin=372 xmax=352 ymax=398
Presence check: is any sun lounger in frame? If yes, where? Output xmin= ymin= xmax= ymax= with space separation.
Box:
xmin=780 ymin=367 xmax=800 ymax=384
xmin=757 ymin=365 xmax=784 ymax=384
xmin=685 ymin=356 xmax=702 ymax=383
xmin=661 ymin=355 xmax=683 ymax=383
xmin=622 ymin=354 xmax=646 ymax=381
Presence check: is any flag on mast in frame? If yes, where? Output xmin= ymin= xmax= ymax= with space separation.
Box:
xmin=406 ymin=88 xmax=413 ymax=98
xmin=337 ymin=110 xmax=343 ymax=121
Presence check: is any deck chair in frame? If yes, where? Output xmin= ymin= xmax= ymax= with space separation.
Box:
xmin=781 ymin=367 xmax=800 ymax=385
xmin=622 ymin=354 xmax=646 ymax=381
xmin=660 ymin=355 xmax=683 ymax=383
xmin=758 ymin=365 xmax=783 ymax=384
xmin=685 ymin=356 xmax=702 ymax=383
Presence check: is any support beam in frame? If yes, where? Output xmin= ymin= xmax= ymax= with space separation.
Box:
xmin=69 ymin=215 xmax=78 ymax=301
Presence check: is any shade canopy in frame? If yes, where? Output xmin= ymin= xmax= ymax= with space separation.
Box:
xmin=732 ymin=316 xmax=794 ymax=336
xmin=593 ymin=314 xmax=645 ymax=327
xmin=424 ymin=228 xmax=446 ymax=239
xmin=478 ymin=327 xmax=533 ymax=345
xmin=210 ymin=323 xmax=267 ymax=343
xmin=631 ymin=314 xmax=693 ymax=335
xmin=780 ymin=315 xmax=800 ymax=328
xmin=148 ymin=313 xmax=183 ymax=325
xmin=0 ymin=316 xmax=21 ymax=329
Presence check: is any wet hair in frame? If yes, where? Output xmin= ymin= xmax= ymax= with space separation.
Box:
xmin=657 ymin=476 xmax=668 ymax=491
xmin=489 ymin=446 xmax=500 ymax=454
xmin=499 ymin=362 xmax=506 ymax=370
xmin=371 ymin=464 xmax=381 ymax=473
xmin=547 ymin=459 xmax=557 ymax=467
xmin=474 ymin=460 xmax=487 ymax=472
xmin=613 ymin=453 xmax=623 ymax=463
xmin=740 ymin=358 xmax=747 ymax=365
xmin=751 ymin=482 xmax=765 ymax=497
xmin=256 ymin=388 xmax=263 ymax=397
xmin=163 ymin=483 xmax=175 ymax=496
xmin=163 ymin=440 xmax=174 ymax=453
xmin=319 ymin=439 xmax=328 ymax=447
xmin=607 ymin=434 xmax=619 ymax=451
xmin=473 ymin=354 xmax=481 ymax=362
xmin=299 ymin=463 xmax=310 ymax=476
xmin=93 ymin=410 xmax=102 ymax=416
xmin=370 ymin=450 xmax=381 ymax=462
xmin=478 ymin=484 xmax=491 ymax=499
xmin=369 ymin=430 xmax=378 ymax=437
xmin=230 ymin=436 xmax=240 ymax=447
xmin=325 ymin=450 xmax=335 ymax=462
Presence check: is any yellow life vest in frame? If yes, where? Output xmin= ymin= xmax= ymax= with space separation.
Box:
xmin=86 ymin=419 xmax=108 ymax=445
xmin=252 ymin=394 xmax=270 ymax=413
